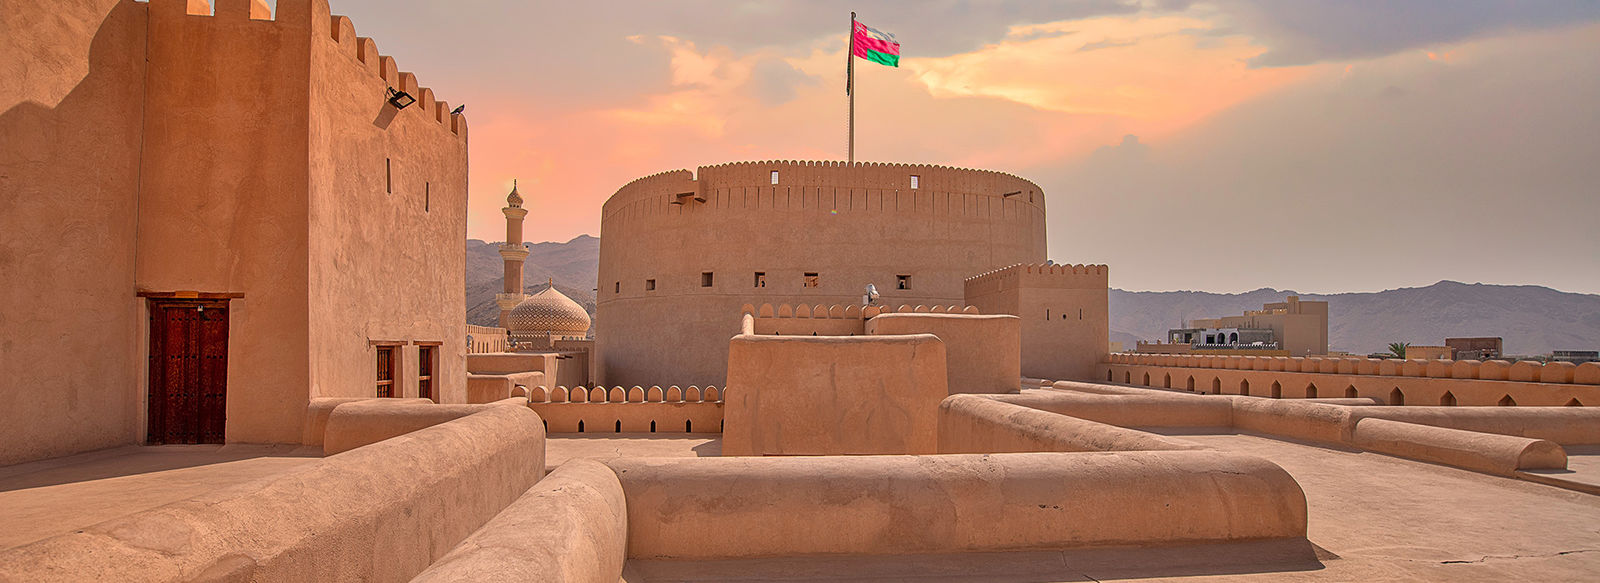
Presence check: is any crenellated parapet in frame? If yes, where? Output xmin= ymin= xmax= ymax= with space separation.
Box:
xmin=739 ymin=302 xmax=976 ymax=319
xmin=965 ymin=263 xmax=1109 ymax=296
xmin=602 ymin=160 xmax=1044 ymax=222
xmin=537 ymin=385 xmax=724 ymax=404
xmin=147 ymin=1 xmax=467 ymax=141
xmin=322 ymin=4 xmax=466 ymax=140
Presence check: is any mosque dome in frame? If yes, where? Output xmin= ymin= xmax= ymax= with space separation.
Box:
xmin=506 ymin=283 xmax=590 ymax=336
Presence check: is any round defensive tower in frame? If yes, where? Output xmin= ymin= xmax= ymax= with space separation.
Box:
xmin=595 ymin=160 xmax=1048 ymax=387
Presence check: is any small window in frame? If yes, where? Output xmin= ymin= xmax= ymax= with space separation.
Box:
xmin=375 ymin=346 xmax=396 ymax=398
xmin=424 ymin=182 xmax=430 ymax=212
xmin=418 ymin=345 xmax=435 ymax=402
xmin=385 ymin=158 xmax=392 ymax=194
xmin=754 ymin=272 xmax=766 ymax=288
xmin=614 ymin=282 xmax=620 ymax=293
xmin=803 ymin=272 xmax=819 ymax=288
xmin=701 ymin=272 xmax=714 ymax=287
xmin=770 ymin=170 xmax=779 ymax=185
xmin=910 ymin=175 xmax=919 ymax=189
xmin=896 ymin=274 xmax=910 ymax=290
xmin=645 ymin=279 xmax=656 ymax=291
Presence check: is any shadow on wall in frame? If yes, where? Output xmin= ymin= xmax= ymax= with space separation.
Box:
xmin=0 ymin=0 xmax=148 ymax=465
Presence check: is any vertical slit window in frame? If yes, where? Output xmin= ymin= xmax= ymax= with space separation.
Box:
xmin=385 ymin=158 xmax=392 ymax=194
xmin=424 ymin=182 xmax=430 ymax=212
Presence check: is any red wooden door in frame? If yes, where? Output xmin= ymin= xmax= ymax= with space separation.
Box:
xmin=147 ymin=300 xmax=228 ymax=444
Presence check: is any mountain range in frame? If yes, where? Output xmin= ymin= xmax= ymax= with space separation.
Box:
xmin=466 ymin=236 xmax=1599 ymax=356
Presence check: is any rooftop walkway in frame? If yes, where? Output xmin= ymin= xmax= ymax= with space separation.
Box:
xmin=0 ymin=444 xmax=319 ymax=550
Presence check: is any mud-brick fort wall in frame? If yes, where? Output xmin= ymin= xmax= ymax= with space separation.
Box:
xmin=965 ymin=264 xmax=1109 ymax=382
xmin=596 ymin=161 xmax=1048 ymax=388
xmin=0 ymin=0 xmax=468 ymax=464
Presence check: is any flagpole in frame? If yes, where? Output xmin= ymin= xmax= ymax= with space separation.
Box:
xmin=847 ymin=11 xmax=856 ymax=164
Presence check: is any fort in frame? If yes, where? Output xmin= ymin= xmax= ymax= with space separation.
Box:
xmin=3 ymin=1 xmax=1599 ymax=581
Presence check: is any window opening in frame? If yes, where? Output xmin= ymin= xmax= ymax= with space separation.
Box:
xmin=896 ymin=275 xmax=910 ymax=290
xmin=375 ymin=346 xmax=396 ymax=397
xmin=910 ymin=175 xmax=919 ymax=189
xmin=803 ymin=273 xmax=819 ymax=288
xmin=645 ymin=279 xmax=656 ymax=291
xmin=418 ymin=345 xmax=434 ymax=401
xmin=701 ymin=272 xmax=714 ymax=287
xmin=754 ymin=272 xmax=766 ymax=288
xmin=770 ymin=170 xmax=779 ymax=185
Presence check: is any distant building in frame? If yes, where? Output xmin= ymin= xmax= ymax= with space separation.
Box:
xmin=1138 ymin=295 xmax=1328 ymax=356
xmin=1552 ymin=350 xmax=1599 ymax=364
xmin=1446 ymin=337 xmax=1503 ymax=361
xmin=1406 ymin=346 xmax=1455 ymax=360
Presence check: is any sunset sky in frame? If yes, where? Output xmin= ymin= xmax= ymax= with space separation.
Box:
xmin=313 ymin=1 xmax=1598 ymax=294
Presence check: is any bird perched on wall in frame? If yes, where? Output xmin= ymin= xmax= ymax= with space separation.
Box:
xmin=450 ymin=104 xmax=465 ymax=115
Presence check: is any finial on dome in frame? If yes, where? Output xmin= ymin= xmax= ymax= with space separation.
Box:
xmin=506 ymin=179 xmax=523 ymax=208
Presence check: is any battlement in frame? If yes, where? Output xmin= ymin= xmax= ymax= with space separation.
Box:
xmin=603 ymin=160 xmax=1045 ymax=215
xmin=739 ymin=302 xmax=978 ymax=320
xmin=141 ymin=0 xmax=467 ymax=141
xmin=965 ymin=263 xmax=1109 ymax=295
xmin=539 ymin=385 xmax=724 ymax=404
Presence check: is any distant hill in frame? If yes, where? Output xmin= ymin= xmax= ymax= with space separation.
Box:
xmin=463 ymin=236 xmax=1600 ymax=355
xmin=1111 ymin=282 xmax=1600 ymax=356
xmin=465 ymin=235 xmax=599 ymax=327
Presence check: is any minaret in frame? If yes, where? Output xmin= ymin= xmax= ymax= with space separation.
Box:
xmin=496 ymin=180 xmax=530 ymax=328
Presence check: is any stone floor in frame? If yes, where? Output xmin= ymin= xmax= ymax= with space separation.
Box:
xmin=545 ymin=432 xmax=721 ymax=471
xmin=0 ymin=444 xmax=319 ymax=550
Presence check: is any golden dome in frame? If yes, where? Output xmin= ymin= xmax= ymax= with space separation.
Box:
xmin=506 ymin=284 xmax=590 ymax=335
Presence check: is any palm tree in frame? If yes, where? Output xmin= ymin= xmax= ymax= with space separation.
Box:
xmin=1387 ymin=342 xmax=1410 ymax=359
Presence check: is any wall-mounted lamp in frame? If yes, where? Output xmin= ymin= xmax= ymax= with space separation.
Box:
xmin=1001 ymin=190 xmax=1022 ymax=198
xmin=386 ymin=87 xmax=416 ymax=110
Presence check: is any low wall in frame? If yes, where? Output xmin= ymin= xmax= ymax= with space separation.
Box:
xmin=938 ymin=395 xmax=1206 ymax=453
xmin=466 ymin=371 xmax=544 ymax=404
xmin=412 ymin=460 xmax=626 ymax=583
xmin=1032 ymin=383 xmax=1583 ymax=475
xmin=997 ymin=389 xmax=1232 ymax=428
xmin=1104 ymin=356 xmax=1600 ymax=406
xmin=606 ymin=452 xmax=1307 ymax=559
xmin=866 ymin=313 xmax=1021 ymax=394
xmin=466 ymin=352 xmax=551 ymax=374
xmin=1346 ymin=406 xmax=1600 ymax=445
xmin=1350 ymin=418 xmax=1566 ymax=476
xmin=0 ymin=405 xmax=547 ymax=582
xmin=302 ymin=396 xmax=432 ymax=446
xmin=723 ymin=334 xmax=947 ymax=455
xmin=530 ymin=402 xmax=724 ymax=434
xmin=323 ymin=398 xmax=526 ymax=455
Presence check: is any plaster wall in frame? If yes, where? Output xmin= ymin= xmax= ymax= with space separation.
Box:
xmin=965 ymin=264 xmax=1109 ymax=382
xmin=0 ymin=0 xmax=147 ymax=465
xmin=866 ymin=313 xmax=1021 ymax=394
xmin=605 ymin=452 xmax=1307 ymax=559
xmin=306 ymin=0 xmax=468 ymax=407
xmin=596 ymin=162 xmax=1047 ymax=388
xmin=722 ymin=334 xmax=947 ymax=455
xmin=132 ymin=0 xmax=315 ymax=445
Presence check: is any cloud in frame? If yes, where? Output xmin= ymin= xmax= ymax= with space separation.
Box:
xmin=748 ymin=59 xmax=820 ymax=106
xmin=1202 ymin=0 xmax=1600 ymax=67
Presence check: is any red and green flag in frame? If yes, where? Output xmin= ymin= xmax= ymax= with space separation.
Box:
xmin=852 ymin=21 xmax=900 ymax=67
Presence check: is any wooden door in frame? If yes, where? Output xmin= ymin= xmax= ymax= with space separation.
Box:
xmin=147 ymin=300 xmax=228 ymax=444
